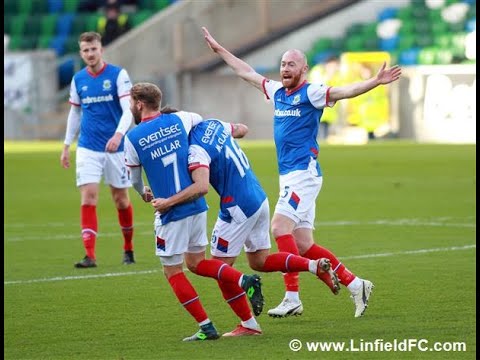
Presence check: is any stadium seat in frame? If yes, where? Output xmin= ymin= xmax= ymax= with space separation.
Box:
xmin=41 ymin=14 xmax=59 ymax=38
xmin=72 ymin=14 xmax=88 ymax=34
xmin=418 ymin=47 xmax=436 ymax=64
xmin=312 ymin=38 xmax=333 ymax=53
xmin=47 ymin=0 xmax=63 ymax=13
xmin=49 ymin=35 xmax=66 ymax=56
xmin=398 ymin=48 xmax=420 ymax=65
xmin=65 ymin=36 xmax=80 ymax=54
xmin=8 ymin=15 xmax=28 ymax=38
xmin=465 ymin=18 xmax=476 ymax=32
xmin=398 ymin=33 xmax=416 ymax=51
xmin=131 ymin=11 xmax=152 ymax=27
xmin=56 ymin=13 xmax=75 ymax=38
xmin=63 ymin=0 xmax=80 ymax=13
xmin=416 ymin=33 xmax=434 ymax=47
xmin=345 ymin=35 xmax=365 ymax=52
xmin=153 ymin=0 xmax=170 ymax=11
xmin=24 ymin=16 xmax=43 ymax=37
xmin=4 ymin=0 xmax=18 ymax=15
xmin=37 ymin=35 xmax=53 ymax=49
xmin=435 ymin=49 xmax=453 ymax=64
xmin=377 ymin=7 xmax=398 ymax=22
xmin=379 ymin=36 xmax=399 ymax=51
xmin=85 ymin=14 xmax=101 ymax=32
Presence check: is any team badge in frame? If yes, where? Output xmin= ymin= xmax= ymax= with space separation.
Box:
xmin=292 ymin=94 xmax=301 ymax=105
xmin=102 ymin=79 xmax=112 ymax=91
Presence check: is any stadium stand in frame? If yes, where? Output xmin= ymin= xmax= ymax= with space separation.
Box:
xmin=4 ymin=0 xmax=176 ymax=87
xmin=305 ymin=0 xmax=475 ymax=67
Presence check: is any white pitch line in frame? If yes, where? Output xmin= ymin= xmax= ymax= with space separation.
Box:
xmin=4 ymin=244 xmax=476 ymax=286
xmin=4 ymin=270 xmax=160 ymax=285
xmin=5 ymin=218 xmax=476 ymax=242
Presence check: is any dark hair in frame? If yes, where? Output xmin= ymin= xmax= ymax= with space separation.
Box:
xmin=160 ymin=106 xmax=179 ymax=114
xmin=130 ymin=82 xmax=162 ymax=110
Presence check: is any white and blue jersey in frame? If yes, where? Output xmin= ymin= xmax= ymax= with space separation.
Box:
xmin=124 ymin=111 xmax=207 ymax=225
xmin=262 ymin=79 xmax=335 ymax=176
xmin=69 ymin=63 xmax=132 ymax=152
xmin=188 ymin=120 xmax=267 ymax=223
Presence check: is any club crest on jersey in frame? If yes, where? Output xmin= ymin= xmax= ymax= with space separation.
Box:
xmin=292 ymin=94 xmax=301 ymax=105
xmin=102 ymin=79 xmax=112 ymax=91
xmin=81 ymin=86 xmax=88 ymax=92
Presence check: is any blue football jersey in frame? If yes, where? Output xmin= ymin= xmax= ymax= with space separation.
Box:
xmin=262 ymin=79 xmax=335 ymax=176
xmin=188 ymin=120 xmax=267 ymax=223
xmin=69 ymin=63 xmax=131 ymax=152
xmin=125 ymin=112 xmax=207 ymax=225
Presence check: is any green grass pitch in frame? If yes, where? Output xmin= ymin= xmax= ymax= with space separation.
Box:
xmin=4 ymin=141 xmax=476 ymax=359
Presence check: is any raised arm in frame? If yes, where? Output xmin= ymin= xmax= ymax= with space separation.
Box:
xmin=202 ymin=26 xmax=264 ymax=92
xmin=328 ymin=62 xmax=402 ymax=102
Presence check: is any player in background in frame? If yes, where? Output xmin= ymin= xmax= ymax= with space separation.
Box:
xmin=60 ymin=32 xmax=135 ymax=268
xmin=124 ymin=82 xmax=264 ymax=341
xmin=152 ymin=119 xmax=340 ymax=336
xmin=202 ymin=26 xmax=402 ymax=318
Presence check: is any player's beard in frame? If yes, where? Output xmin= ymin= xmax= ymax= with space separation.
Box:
xmin=132 ymin=108 xmax=142 ymax=125
xmin=281 ymin=72 xmax=302 ymax=90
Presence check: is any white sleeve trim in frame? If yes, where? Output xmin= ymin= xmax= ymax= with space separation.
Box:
xmin=307 ymin=83 xmax=336 ymax=109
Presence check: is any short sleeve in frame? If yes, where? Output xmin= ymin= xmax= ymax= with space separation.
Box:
xmin=262 ymin=78 xmax=283 ymax=101
xmin=176 ymin=111 xmax=204 ymax=133
xmin=307 ymin=83 xmax=336 ymax=109
xmin=188 ymin=144 xmax=211 ymax=171
xmin=124 ymin=136 xmax=140 ymax=167
xmin=117 ymin=69 xmax=133 ymax=98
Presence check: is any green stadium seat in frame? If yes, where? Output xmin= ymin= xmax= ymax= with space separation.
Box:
xmin=434 ymin=33 xmax=451 ymax=48
xmin=63 ymin=0 xmax=80 ymax=13
xmin=435 ymin=49 xmax=453 ymax=64
xmin=32 ymin=0 xmax=49 ymax=14
xmin=8 ymin=36 xmax=22 ymax=50
xmin=413 ymin=21 xmax=430 ymax=33
xmin=152 ymin=0 xmax=170 ymax=11
xmin=416 ymin=33 xmax=434 ymax=47
xmin=4 ymin=16 xmax=13 ymax=34
xmin=65 ymin=36 xmax=80 ymax=54
xmin=138 ymin=0 xmax=154 ymax=10
xmin=346 ymin=23 xmax=365 ymax=36
xmin=398 ymin=34 xmax=416 ymax=50
xmin=362 ymin=22 xmax=378 ymax=37
xmin=345 ymin=35 xmax=364 ymax=52
xmin=418 ymin=47 xmax=436 ymax=65
xmin=448 ymin=20 xmax=467 ymax=33
xmin=131 ymin=11 xmax=152 ymax=27
xmin=363 ymin=37 xmax=379 ymax=51
xmin=450 ymin=33 xmax=467 ymax=57
xmin=9 ymin=15 xmax=28 ymax=37
xmin=37 ymin=35 xmax=53 ymax=49
xmin=24 ymin=16 xmax=42 ymax=36
xmin=399 ymin=19 xmax=415 ymax=35
xmin=86 ymin=14 xmax=101 ymax=32
xmin=41 ymin=14 xmax=59 ymax=38
xmin=312 ymin=38 xmax=333 ymax=53
xmin=431 ymin=20 xmax=449 ymax=34
xmin=396 ymin=6 xmax=413 ymax=22
xmin=72 ymin=13 xmax=88 ymax=34
xmin=4 ymin=0 xmax=18 ymax=15
xmin=18 ymin=0 xmax=34 ymax=14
